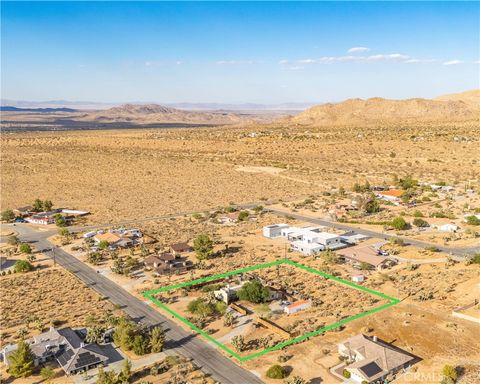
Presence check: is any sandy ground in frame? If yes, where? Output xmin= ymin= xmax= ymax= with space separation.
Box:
xmin=2 ymin=124 xmax=479 ymax=224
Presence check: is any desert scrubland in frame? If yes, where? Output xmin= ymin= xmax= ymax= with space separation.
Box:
xmin=2 ymin=119 xmax=479 ymax=224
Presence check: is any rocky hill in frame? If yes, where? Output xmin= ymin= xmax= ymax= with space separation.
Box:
xmin=289 ymin=91 xmax=480 ymax=126
xmin=434 ymin=89 xmax=480 ymax=106
xmin=81 ymin=103 xmax=250 ymax=124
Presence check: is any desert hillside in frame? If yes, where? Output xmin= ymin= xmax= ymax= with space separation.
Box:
xmin=434 ymin=89 xmax=480 ymax=106
xmin=289 ymin=91 xmax=480 ymax=126
xmin=80 ymin=103 xmax=253 ymax=124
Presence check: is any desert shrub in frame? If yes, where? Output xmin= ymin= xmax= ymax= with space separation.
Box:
xmin=98 ymin=240 xmax=110 ymax=250
xmin=413 ymin=218 xmax=429 ymax=227
xmin=266 ymin=365 xmax=287 ymax=379
xmin=391 ymin=216 xmax=408 ymax=230
xmin=19 ymin=243 xmax=32 ymax=254
xmin=466 ymin=253 xmax=480 ymax=265
xmin=466 ymin=216 xmax=480 ymax=225
xmin=441 ymin=364 xmax=457 ymax=383
xmin=14 ymin=260 xmax=34 ymax=273
xmin=201 ymin=284 xmax=221 ymax=292
xmin=238 ymin=210 xmax=250 ymax=221
xmin=215 ymin=300 xmax=227 ymax=314
xmin=164 ymin=355 xmax=180 ymax=367
xmin=1 ymin=209 xmax=15 ymax=222
xmin=40 ymin=366 xmax=54 ymax=382
xmin=342 ymin=369 xmax=351 ymax=379
xmin=390 ymin=237 xmax=405 ymax=246
xmin=7 ymin=235 xmax=19 ymax=246
xmin=284 ymin=376 xmax=306 ymax=384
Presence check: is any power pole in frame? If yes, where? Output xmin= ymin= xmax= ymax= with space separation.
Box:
xmin=51 ymin=246 xmax=56 ymax=266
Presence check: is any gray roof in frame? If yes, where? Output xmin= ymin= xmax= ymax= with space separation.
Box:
xmin=341 ymin=334 xmax=415 ymax=381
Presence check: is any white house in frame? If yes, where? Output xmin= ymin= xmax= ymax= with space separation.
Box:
xmin=284 ymin=300 xmax=311 ymax=315
xmin=214 ymin=283 xmax=245 ymax=304
xmin=438 ymin=223 xmax=459 ymax=232
xmin=290 ymin=240 xmax=324 ymax=255
xmin=311 ymin=232 xmax=343 ymax=248
xmin=25 ymin=213 xmax=55 ymax=225
xmin=263 ymin=224 xmax=289 ymax=238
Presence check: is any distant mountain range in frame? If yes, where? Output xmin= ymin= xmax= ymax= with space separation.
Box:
xmin=0 ymin=106 xmax=77 ymax=113
xmin=0 ymin=99 xmax=315 ymax=111
xmin=2 ymin=90 xmax=478 ymax=129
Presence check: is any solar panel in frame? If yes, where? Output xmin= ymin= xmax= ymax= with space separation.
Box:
xmin=73 ymin=351 xmax=102 ymax=369
xmin=360 ymin=361 xmax=383 ymax=378
xmin=56 ymin=348 xmax=74 ymax=367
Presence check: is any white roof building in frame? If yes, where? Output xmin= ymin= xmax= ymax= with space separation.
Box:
xmin=291 ymin=240 xmax=324 ymax=255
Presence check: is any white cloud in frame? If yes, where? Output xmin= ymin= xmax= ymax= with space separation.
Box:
xmin=473 ymin=60 xmax=480 ymax=64
xmin=291 ymin=53 xmax=413 ymax=65
xmin=288 ymin=66 xmax=305 ymax=71
xmin=443 ymin=60 xmax=464 ymax=66
xmin=347 ymin=46 xmax=370 ymax=53
xmin=216 ymin=60 xmax=256 ymax=65
xmin=278 ymin=50 xmax=442 ymax=67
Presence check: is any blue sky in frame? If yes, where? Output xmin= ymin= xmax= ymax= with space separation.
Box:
xmin=1 ymin=1 xmax=479 ymax=104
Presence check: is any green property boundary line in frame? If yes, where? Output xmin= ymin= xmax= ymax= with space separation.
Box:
xmin=143 ymin=259 xmax=400 ymax=362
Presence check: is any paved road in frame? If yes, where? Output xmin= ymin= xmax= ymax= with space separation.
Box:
xmin=267 ymin=209 xmax=480 ymax=258
xmin=10 ymin=224 xmax=263 ymax=384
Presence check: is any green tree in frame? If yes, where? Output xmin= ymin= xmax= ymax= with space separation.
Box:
xmin=43 ymin=200 xmax=53 ymax=212
xmin=19 ymin=243 xmax=32 ymax=254
xmin=193 ymin=234 xmax=213 ymax=260
xmin=237 ymin=280 xmax=270 ymax=303
xmin=33 ymin=198 xmax=44 ymax=212
xmin=266 ymin=365 xmax=287 ymax=379
xmin=391 ymin=216 xmax=408 ymax=230
xmin=40 ymin=366 xmax=55 ymax=383
xmin=98 ymin=240 xmax=110 ymax=250
xmin=132 ymin=335 xmax=149 ymax=355
xmin=149 ymin=327 xmax=166 ymax=353
xmin=1 ymin=209 xmax=15 ymax=222
xmin=113 ymin=318 xmax=137 ymax=351
xmin=14 ymin=260 xmax=34 ymax=273
xmin=118 ymin=359 xmax=132 ymax=384
xmin=96 ymin=367 xmax=118 ymax=384
xmin=54 ymin=214 xmax=67 ymax=227
xmin=7 ymin=340 xmax=34 ymax=378
xmin=365 ymin=198 xmax=380 ymax=214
